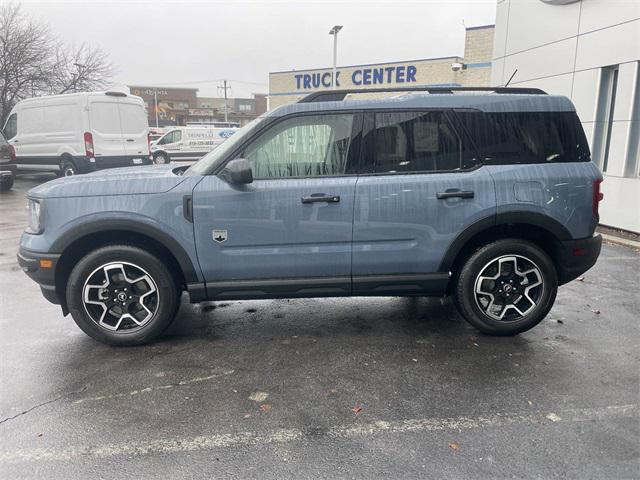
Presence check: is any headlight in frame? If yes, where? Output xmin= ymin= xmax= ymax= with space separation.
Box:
xmin=26 ymin=198 xmax=43 ymax=234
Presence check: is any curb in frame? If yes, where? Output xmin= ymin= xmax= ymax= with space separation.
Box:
xmin=600 ymin=233 xmax=640 ymax=249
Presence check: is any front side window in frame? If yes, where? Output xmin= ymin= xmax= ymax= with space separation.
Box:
xmin=159 ymin=130 xmax=181 ymax=145
xmin=3 ymin=114 xmax=17 ymax=139
xmin=373 ymin=111 xmax=463 ymax=173
xmin=243 ymin=114 xmax=354 ymax=179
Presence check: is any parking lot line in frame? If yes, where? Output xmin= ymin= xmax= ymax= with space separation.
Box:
xmin=1 ymin=404 xmax=636 ymax=463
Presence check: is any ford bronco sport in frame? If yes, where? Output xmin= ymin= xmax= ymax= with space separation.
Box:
xmin=18 ymin=87 xmax=603 ymax=345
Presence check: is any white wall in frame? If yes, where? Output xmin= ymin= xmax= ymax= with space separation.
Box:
xmin=492 ymin=0 xmax=640 ymax=233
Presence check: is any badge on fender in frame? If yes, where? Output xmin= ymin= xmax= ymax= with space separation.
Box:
xmin=212 ymin=230 xmax=227 ymax=243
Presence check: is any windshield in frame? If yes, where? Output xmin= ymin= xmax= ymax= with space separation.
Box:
xmin=184 ymin=114 xmax=268 ymax=176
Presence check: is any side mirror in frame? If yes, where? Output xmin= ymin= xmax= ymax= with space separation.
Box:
xmin=219 ymin=158 xmax=253 ymax=184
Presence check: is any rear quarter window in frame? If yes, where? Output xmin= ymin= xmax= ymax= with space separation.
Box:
xmin=456 ymin=111 xmax=591 ymax=164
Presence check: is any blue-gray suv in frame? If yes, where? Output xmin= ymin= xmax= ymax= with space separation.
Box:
xmin=18 ymin=87 xmax=603 ymax=345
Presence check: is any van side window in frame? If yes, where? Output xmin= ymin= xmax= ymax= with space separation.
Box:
xmin=159 ymin=130 xmax=181 ymax=145
xmin=3 ymin=114 xmax=17 ymax=140
xmin=373 ymin=111 xmax=463 ymax=173
xmin=243 ymin=114 xmax=354 ymax=178
xmin=456 ymin=111 xmax=591 ymax=164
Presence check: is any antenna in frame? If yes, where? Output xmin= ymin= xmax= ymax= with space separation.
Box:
xmin=504 ymin=69 xmax=518 ymax=87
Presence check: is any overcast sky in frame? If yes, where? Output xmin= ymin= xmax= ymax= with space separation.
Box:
xmin=19 ymin=0 xmax=496 ymax=98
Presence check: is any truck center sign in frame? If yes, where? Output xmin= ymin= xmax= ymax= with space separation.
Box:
xmin=294 ymin=65 xmax=418 ymax=89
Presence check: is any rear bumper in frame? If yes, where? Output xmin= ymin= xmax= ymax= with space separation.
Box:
xmin=93 ymin=155 xmax=153 ymax=171
xmin=0 ymin=164 xmax=16 ymax=177
xmin=554 ymin=234 xmax=602 ymax=285
xmin=17 ymin=247 xmax=61 ymax=305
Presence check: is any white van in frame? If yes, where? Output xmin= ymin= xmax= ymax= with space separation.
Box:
xmin=2 ymin=91 xmax=151 ymax=176
xmin=150 ymin=125 xmax=238 ymax=163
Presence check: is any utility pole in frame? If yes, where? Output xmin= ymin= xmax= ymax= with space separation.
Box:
xmin=218 ymin=80 xmax=231 ymax=123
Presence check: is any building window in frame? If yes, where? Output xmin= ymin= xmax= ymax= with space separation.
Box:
xmin=239 ymin=103 xmax=252 ymax=113
xmin=594 ymin=65 xmax=619 ymax=172
xmin=626 ymin=62 xmax=640 ymax=177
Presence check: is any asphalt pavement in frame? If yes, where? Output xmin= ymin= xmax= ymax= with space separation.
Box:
xmin=0 ymin=173 xmax=638 ymax=479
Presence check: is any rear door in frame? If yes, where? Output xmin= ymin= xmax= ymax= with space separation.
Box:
xmin=87 ymin=96 xmax=125 ymax=158
xmin=118 ymin=98 xmax=149 ymax=161
xmin=351 ymin=110 xmax=496 ymax=294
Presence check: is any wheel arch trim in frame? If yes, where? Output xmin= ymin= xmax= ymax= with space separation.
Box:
xmin=50 ymin=216 xmax=200 ymax=284
xmin=438 ymin=212 xmax=572 ymax=273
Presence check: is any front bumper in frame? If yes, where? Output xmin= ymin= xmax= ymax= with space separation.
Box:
xmin=554 ymin=234 xmax=602 ymax=285
xmin=17 ymin=247 xmax=61 ymax=305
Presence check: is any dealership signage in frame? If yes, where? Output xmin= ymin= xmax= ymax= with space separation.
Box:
xmin=294 ymin=64 xmax=418 ymax=90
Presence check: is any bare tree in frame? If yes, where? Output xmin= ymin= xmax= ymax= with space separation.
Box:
xmin=0 ymin=2 xmax=114 ymax=126
xmin=0 ymin=2 xmax=53 ymax=125
xmin=52 ymin=42 xmax=115 ymax=95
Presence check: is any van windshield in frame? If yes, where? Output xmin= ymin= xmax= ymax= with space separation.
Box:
xmin=184 ymin=114 xmax=267 ymax=176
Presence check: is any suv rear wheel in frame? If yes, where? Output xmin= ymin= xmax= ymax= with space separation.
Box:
xmin=454 ymin=239 xmax=558 ymax=335
xmin=66 ymin=245 xmax=179 ymax=346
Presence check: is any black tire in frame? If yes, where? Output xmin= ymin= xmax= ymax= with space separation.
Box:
xmin=0 ymin=175 xmax=13 ymax=192
xmin=59 ymin=158 xmax=77 ymax=177
xmin=153 ymin=152 xmax=170 ymax=164
xmin=66 ymin=245 xmax=179 ymax=346
xmin=454 ymin=239 xmax=558 ymax=336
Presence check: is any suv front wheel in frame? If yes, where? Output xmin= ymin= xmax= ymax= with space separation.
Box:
xmin=454 ymin=239 xmax=558 ymax=335
xmin=66 ymin=245 xmax=179 ymax=345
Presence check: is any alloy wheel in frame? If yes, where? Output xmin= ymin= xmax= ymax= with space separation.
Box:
xmin=473 ymin=255 xmax=544 ymax=321
xmin=82 ymin=262 xmax=159 ymax=332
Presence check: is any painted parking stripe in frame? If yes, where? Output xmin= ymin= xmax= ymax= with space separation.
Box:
xmin=0 ymin=404 xmax=636 ymax=463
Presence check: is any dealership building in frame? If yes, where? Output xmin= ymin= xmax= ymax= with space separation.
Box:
xmin=491 ymin=0 xmax=639 ymax=233
xmin=127 ymin=86 xmax=267 ymax=127
xmin=269 ymin=25 xmax=495 ymax=108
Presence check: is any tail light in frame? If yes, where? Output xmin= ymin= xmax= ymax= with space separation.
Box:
xmin=592 ymin=179 xmax=604 ymax=217
xmin=8 ymin=145 xmax=16 ymax=162
xmin=83 ymin=132 xmax=94 ymax=158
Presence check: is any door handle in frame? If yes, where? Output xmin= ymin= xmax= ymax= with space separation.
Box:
xmin=436 ymin=190 xmax=474 ymax=200
xmin=126 ymin=138 xmax=135 ymax=142
xmin=301 ymin=193 xmax=340 ymax=204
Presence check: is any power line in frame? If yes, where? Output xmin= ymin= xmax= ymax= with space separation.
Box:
xmin=134 ymin=78 xmax=267 ymax=87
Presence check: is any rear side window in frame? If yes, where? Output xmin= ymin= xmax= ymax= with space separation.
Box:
xmin=456 ymin=111 xmax=591 ymax=164
xmin=90 ymin=102 xmax=121 ymax=135
xmin=372 ymin=111 xmax=465 ymax=173
xmin=119 ymin=103 xmax=147 ymax=134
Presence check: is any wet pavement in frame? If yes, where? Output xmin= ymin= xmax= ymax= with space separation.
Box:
xmin=1 ymin=173 xmax=638 ymax=479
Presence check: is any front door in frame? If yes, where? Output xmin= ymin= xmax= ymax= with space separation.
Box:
xmin=352 ymin=110 xmax=496 ymax=294
xmin=192 ymin=112 xmax=361 ymax=298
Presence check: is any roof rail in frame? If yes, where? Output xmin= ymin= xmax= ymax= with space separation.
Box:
xmin=297 ymin=86 xmax=547 ymax=103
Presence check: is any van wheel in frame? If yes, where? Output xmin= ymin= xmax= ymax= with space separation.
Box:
xmin=0 ymin=175 xmax=14 ymax=192
xmin=60 ymin=158 xmax=77 ymax=176
xmin=454 ymin=239 xmax=558 ymax=336
xmin=153 ymin=152 xmax=169 ymax=164
xmin=66 ymin=245 xmax=179 ymax=346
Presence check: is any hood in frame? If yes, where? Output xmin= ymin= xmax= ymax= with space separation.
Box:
xmin=28 ymin=165 xmax=189 ymax=199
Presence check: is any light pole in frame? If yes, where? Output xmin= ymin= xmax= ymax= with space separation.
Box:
xmin=329 ymin=25 xmax=342 ymax=90
xmin=154 ymin=89 xmax=159 ymax=128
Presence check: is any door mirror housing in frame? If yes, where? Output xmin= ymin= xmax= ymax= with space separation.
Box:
xmin=218 ymin=158 xmax=253 ymax=184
